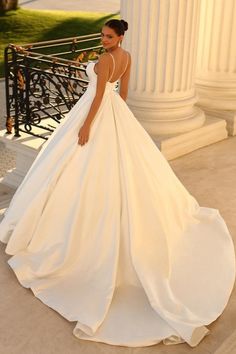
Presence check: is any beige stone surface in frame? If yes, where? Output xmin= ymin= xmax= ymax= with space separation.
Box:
xmin=0 ymin=80 xmax=16 ymax=179
xmin=0 ymin=136 xmax=236 ymax=354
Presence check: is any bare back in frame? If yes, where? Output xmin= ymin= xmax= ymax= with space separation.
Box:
xmin=94 ymin=48 xmax=131 ymax=101
xmin=107 ymin=50 xmax=130 ymax=83
xmin=94 ymin=49 xmax=130 ymax=81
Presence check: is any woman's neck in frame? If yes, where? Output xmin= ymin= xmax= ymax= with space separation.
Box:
xmin=106 ymin=46 xmax=121 ymax=53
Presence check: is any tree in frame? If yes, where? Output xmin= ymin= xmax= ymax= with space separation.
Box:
xmin=0 ymin=0 xmax=18 ymax=11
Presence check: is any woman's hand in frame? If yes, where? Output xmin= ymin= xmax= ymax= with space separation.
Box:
xmin=78 ymin=121 xmax=91 ymax=146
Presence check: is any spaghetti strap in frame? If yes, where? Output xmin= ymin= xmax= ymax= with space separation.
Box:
xmin=107 ymin=51 xmax=129 ymax=82
xmin=119 ymin=52 xmax=129 ymax=80
xmin=108 ymin=52 xmax=115 ymax=82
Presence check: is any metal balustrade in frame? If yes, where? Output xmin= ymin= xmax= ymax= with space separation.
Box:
xmin=4 ymin=33 xmax=104 ymax=140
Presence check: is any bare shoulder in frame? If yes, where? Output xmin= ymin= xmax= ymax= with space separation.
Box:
xmin=124 ymin=49 xmax=131 ymax=56
xmin=98 ymin=52 xmax=111 ymax=64
xmin=124 ymin=50 xmax=131 ymax=64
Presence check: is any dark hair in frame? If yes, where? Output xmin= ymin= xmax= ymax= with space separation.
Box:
xmin=104 ymin=19 xmax=128 ymax=36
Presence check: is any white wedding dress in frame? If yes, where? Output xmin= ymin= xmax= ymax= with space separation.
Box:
xmin=0 ymin=52 xmax=235 ymax=348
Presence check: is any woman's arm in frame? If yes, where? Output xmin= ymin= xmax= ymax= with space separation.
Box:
xmin=83 ymin=53 xmax=111 ymax=126
xmin=119 ymin=53 xmax=131 ymax=101
xmin=78 ymin=53 xmax=111 ymax=145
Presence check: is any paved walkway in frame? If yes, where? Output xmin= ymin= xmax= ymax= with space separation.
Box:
xmin=19 ymin=0 xmax=120 ymax=13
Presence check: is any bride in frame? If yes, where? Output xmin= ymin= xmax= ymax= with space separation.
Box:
xmin=0 ymin=19 xmax=235 ymax=348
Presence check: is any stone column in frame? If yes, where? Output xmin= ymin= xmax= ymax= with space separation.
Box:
xmin=195 ymin=0 xmax=236 ymax=135
xmin=120 ymin=0 xmax=228 ymax=160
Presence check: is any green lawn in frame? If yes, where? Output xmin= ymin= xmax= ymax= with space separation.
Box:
xmin=0 ymin=8 xmax=118 ymax=76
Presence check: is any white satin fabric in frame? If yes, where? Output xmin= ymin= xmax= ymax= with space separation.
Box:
xmin=0 ymin=61 xmax=235 ymax=348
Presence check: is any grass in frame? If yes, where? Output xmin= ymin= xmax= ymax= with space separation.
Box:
xmin=0 ymin=8 xmax=119 ymax=77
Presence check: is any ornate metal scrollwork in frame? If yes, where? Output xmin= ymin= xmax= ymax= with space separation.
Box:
xmin=4 ymin=34 xmax=104 ymax=140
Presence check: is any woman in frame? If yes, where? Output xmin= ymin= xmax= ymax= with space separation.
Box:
xmin=0 ymin=19 xmax=235 ymax=348
xmin=78 ymin=20 xmax=131 ymax=146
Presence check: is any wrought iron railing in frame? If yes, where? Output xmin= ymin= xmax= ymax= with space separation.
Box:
xmin=4 ymin=33 xmax=104 ymax=140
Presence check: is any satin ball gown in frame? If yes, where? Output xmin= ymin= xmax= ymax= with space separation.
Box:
xmin=0 ymin=51 xmax=235 ymax=347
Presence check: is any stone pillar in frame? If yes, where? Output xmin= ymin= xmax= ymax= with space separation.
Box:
xmin=195 ymin=0 xmax=236 ymax=135
xmin=120 ymin=0 xmax=205 ymax=135
xmin=120 ymin=0 xmax=228 ymax=160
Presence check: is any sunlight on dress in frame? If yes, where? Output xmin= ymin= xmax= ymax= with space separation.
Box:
xmin=0 ymin=53 xmax=235 ymax=347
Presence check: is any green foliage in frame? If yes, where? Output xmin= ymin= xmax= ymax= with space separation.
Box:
xmin=0 ymin=8 xmax=118 ymax=76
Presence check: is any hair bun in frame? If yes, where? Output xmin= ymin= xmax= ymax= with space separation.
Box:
xmin=120 ymin=19 xmax=128 ymax=32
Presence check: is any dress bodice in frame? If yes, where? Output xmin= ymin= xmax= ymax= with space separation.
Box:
xmin=85 ymin=61 xmax=118 ymax=92
xmin=85 ymin=51 xmax=129 ymax=93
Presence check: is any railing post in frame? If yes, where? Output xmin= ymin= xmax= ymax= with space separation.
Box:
xmin=4 ymin=46 xmax=13 ymax=134
xmin=12 ymin=47 xmax=21 ymax=137
xmin=24 ymin=57 xmax=31 ymax=131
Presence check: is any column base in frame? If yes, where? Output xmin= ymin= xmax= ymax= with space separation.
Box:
xmin=152 ymin=117 xmax=228 ymax=160
xmin=196 ymin=105 xmax=236 ymax=136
